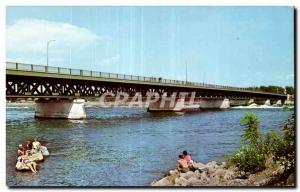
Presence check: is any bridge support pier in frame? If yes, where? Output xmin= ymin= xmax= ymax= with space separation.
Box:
xmin=248 ymin=99 xmax=255 ymax=105
xmin=230 ymin=99 xmax=250 ymax=107
xmin=270 ymin=99 xmax=283 ymax=106
xmin=147 ymin=98 xmax=186 ymax=112
xmin=199 ymin=98 xmax=230 ymax=109
xmin=35 ymin=99 xmax=86 ymax=119
xmin=254 ymin=99 xmax=271 ymax=106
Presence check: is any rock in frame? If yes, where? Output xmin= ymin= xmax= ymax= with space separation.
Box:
xmin=230 ymin=179 xmax=251 ymax=186
xmin=169 ymin=169 xmax=178 ymax=175
xmin=223 ymin=170 xmax=235 ymax=181
xmin=200 ymin=171 xmax=210 ymax=183
xmin=286 ymin=173 xmax=294 ymax=186
xmin=221 ymin=162 xmax=226 ymax=168
xmin=206 ymin=161 xmax=218 ymax=168
xmin=212 ymin=168 xmax=226 ymax=180
xmin=194 ymin=170 xmax=201 ymax=178
xmin=180 ymin=171 xmax=196 ymax=180
xmin=175 ymin=177 xmax=189 ymax=186
xmin=188 ymin=177 xmax=203 ymax=186
xmin=193 ymin=162 xmax=206 ymax=169
xmin=152 ymin=176 xmax=173 ymax=186
xmin=193 ymin=162 xmax=209 ymax=173
xmin=152 ymin=172 xmax=178 ymax=186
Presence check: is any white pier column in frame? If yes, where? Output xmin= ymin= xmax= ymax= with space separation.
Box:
xmin=35 ymin=99 xmax=86 ymax=119
xmin=248 ymin=99 xmax=255 ymax=105
xmin=276 ymin=100 xmax=282 ymax=105
xmin=264 ymin=99 xmax=271 ymax=106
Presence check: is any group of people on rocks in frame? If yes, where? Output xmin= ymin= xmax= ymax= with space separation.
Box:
xmin=16 ymin=137 xmax=48 ymax=173
xmin=177 ymin=150 xmax=197 ymax=173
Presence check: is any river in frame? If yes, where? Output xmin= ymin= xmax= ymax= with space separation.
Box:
xmin=6 ymin=104 xmax=293 ymax=186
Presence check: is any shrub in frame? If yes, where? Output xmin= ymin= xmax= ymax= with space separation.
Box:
xmin=227 ymin=113 xmax=295 ymax=176
xmin=240 ymin=113 xmax=260 ymax=146
xmin=230 ymin=145 xmax=266 ymax=173
xmin=228 ymin=113 xmax=265 ymax=173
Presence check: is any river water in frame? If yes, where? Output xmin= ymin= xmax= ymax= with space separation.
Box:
xmin=6 ymin=104 xmax=293 ymax=186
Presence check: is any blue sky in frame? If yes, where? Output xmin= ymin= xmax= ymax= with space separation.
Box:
xmin=6 ymin=6 xmax=294 ymax=87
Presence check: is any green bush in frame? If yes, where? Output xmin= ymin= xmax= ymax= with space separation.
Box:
xmin=230 ymin=145 xmax=266 ymax=173
xmin=240 ymin=113 xmax=260 ymax=146
xmin=227 ymin=113 xmax=295 ymax=175
xmin=228 ymin=113 xmax=265 ymax=173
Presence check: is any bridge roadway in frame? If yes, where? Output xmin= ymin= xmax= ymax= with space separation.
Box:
xmin=6 ymin=62 xmax=287 ymax=119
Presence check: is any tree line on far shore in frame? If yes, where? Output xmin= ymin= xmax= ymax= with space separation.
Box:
xmin=246 ymin=86 xmax=294 ymax=95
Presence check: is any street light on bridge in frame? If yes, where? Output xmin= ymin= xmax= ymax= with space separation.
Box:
xmin=46 ymin=40 xmax=56 ymax=66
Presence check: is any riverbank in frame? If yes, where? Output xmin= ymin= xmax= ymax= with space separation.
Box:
xmin=151 ymin=115 xmax=295 ymax=187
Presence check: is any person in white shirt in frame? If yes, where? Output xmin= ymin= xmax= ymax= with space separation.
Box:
xmin=32 ymin=137 xmax=41 ymax=151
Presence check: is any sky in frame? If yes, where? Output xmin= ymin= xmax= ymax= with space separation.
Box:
xmin=6 ymin=6 xmax=294 ymax=87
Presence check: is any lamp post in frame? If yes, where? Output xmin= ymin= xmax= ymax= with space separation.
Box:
xmin=46 ymin=40 xmax=55 ymax=66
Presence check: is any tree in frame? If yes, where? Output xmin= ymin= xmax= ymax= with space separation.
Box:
xmin=285 ymin=86 xmax=294 ymax=95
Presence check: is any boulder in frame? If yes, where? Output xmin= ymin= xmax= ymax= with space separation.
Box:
xmin=206 ymin=161 xmax=218 ymax=168
xmin=194 ymin=162 xmax=209 ymax=172
xmin=223 ymin=170 xmax=235 ymax=181
xmin=180 ymin=171 xmax=196 ymax=180
xmin=152 ymin=176 xmax=174 ymax=186
xmin=200 ymin=171 xmax=210 ymax=183
xmin=175 ymin=177 xmax=189 ymax=186
xmin=188 ymin=177 xmax=204 ymax=186
xmin=213 ymin=168 xmax=226 ymax=180
xmin=169 ymin=169 xmax=178 ymax=175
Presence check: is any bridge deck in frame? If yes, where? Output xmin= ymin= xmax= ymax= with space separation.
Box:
xmin=6 ymin=62 xmax=286 ymax=98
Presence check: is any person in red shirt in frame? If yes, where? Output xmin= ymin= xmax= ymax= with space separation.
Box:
xmin=183 ymin=150 xmax=196 ymax=171
xmin=183 ymin=151 xmax=192 ymax=162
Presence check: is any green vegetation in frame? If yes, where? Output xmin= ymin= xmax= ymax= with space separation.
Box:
xmin=227 ymin=113 xmax=295 ymax=175
xmin=247 ymin=85 xmax=294 ymax=95
xmin=285 ymin=86 xmax=294 ymax=95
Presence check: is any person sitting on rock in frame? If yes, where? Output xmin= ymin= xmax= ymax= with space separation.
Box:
xmin=25 ymin=142 xmax=34 ymax=155
xmin=17 ymin=144 xmax=25 ymax=156
xmin=32 ymin=137 xmax=41 ymax=151
xmin=177 ymin=155 xmax=189 ymax=173
xmin=183 ymin=150 xmax=196 ymax=171
xmin=25 ymin=141 xmax=32 ymax=150
xmin=183 ymin=151 xmax=192 ymax=162
xmin=19 ymin=155 xmax=37 ymax=173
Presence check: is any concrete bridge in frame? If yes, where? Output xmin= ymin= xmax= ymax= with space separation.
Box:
xmin=6 ymin=62 xmax=287 ymax=119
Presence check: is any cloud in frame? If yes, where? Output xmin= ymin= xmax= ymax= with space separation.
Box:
xmin=6 ymin=19 xmax=110 ymax=64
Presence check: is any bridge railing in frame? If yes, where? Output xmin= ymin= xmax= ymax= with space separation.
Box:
xmin=6 ymin=61 xmax=276 ymax=94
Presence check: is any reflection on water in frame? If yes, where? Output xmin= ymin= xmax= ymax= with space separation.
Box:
xmin=6 ymin=104 xmax=292 ymax=186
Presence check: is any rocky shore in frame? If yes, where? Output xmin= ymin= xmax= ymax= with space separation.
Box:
xmin=151 ymin=160 xmax=293 ymax=186
xmin=151 ymin=116 xmax=295 ymax=187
